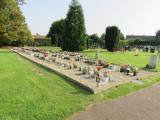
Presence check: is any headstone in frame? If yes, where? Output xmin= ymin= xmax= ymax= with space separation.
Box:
xmin=134 ymin=49 xmax=139 ymax=56
xmin=149 ymin=55 xmax=159 ymax=67
xmin=145 ymin=47 xmax=149 ymax=52
xmin=95 ymin=49 xmax=99 ymax=60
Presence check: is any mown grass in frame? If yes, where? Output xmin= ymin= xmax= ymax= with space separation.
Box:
xmin=82 ymin=49 xmax=160 ymax=71
xmin=0 ymin=49 xmax=160 ymax=120
xmin=38 ymin=46 xmax=61 ymax=51
xmin=38 ymin=47 xmax=160 ymax=71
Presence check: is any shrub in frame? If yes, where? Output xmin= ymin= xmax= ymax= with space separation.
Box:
xmin=105 ymin=26 xmax=120 ymax=51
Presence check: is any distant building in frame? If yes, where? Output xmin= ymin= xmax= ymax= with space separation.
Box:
xmin=33 ymin=33 xmax=51 ymax=46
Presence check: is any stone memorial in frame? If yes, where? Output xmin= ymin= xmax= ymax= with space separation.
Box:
xmin=95 ymin=48 xmax=99 ymax=60
xmin=149 ymin=55 xmax=159 ymax=68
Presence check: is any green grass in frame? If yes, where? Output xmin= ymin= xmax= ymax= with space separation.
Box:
xmin=82 ymin=49 xmax=160 ymax=71
xmin=37 ymin=47 xmax=160 ymax=71
xmin=38 ymin=46 xmax=61 ymax=51
xmin=0 ymin=49 xmax=160 ymax=120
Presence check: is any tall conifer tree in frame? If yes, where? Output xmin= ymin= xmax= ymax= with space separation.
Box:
xmin=105 ymin=26 xmax=120 ymax=51
xmin=62 ymin=0 xmax=86 ymax=51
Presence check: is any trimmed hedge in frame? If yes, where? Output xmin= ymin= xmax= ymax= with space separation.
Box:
xmin=119 ymin=38 xmax=160 ymax=46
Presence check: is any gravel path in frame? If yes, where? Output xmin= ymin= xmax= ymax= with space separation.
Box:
xmin=72 ymin=83 xmax=160 ymax=120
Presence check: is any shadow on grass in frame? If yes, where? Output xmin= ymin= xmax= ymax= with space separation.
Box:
xmin=18 ymin=54 xmax=92 ymax=96
xmin=141 ymin=67 xmax=158 ymax=72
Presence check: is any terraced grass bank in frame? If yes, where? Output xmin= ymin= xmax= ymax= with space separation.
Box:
xmin=0 ymin=49 xmax=160 ymax=120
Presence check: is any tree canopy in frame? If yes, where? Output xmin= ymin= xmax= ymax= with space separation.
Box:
xmin=62 ymin=0 xmax=86 ymax=51
xmin=47 ymin=19 xmax=65 ymax=47
xmin=0 ymin=0 xmax=33 ymax=47
xmin=105 ymin=26 xmax=120 ymax=51
xmin=89 ymin=34 xmax=100 ymax=44
xmin=120 ymin=32 xmax=125 ymax=40
xmin=156 ymin=30 xmax=160 ymax=38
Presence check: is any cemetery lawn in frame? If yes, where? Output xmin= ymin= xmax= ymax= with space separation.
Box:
xmin=38 ymin=46 xmax=61 ymax=51
xmin=83 ymin=49 xmax=160 ymax=71
xmin=38 ymin=47 xmax=160 ymax=71
xmin=1 ymin=49 xmax=160 ymax=120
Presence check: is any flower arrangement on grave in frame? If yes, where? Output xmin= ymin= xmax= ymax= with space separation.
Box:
xmin=34 ymin=53 xmax=39 ymax=58
xmin=68 ymin=61 xmax=73 ymax=69
xmin=103 ymin=71 xmax=110 ymax=77
xmin=93 ymin=69 xmax=98 ymax=78
xmin=72 ymin=60 xmax=77 ymax=68
xmin=79 ymin=67 xmax=82 ymax=71
xmin=98 ymin=59 xmax=109 ymax=68
xmin=82 ymin=67 xmax=87 ymax=74
xmin=96 ymin=66 xmax=103 ymax=71
xmin=85 ymin=59 xmax=96 ymax=65
xmin=130 ymin=66 xmax=138 ymax=76
xmin=93 ymin=68 xmax=101 ymax=87
xmin=75 ymin=54 xmax=81 ymax=61
xmin=103 ymin=71 xmax=111 ymax=82
xmin=43 ymin=52 xmax=48 ymax=58
xmin=63 ymin=55 xmax=70 ymax=60
xmin=120 ymin=64 xmax=129 ymax=72
xmin=39 ymin=54 xmax=45 ymax=60
xmin=82 ymin=67 xmax=90 ymax=75
xmin=120 ymin=64 xmax=138 ymax=76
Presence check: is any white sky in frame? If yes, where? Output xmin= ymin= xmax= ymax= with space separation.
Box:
xmin=21 ymin=0 xmax=160 ymax=36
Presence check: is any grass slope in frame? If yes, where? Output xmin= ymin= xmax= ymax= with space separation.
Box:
xmin=0 ymin=49 xmax=160 ymax=120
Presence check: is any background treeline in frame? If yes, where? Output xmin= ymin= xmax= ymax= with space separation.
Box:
xmin=120 ymin=38 xmax=160 ymax=47
xmin=47 ymin=0 xmax=125 ymax=52
xmin=1 ymin=0 xmax=159 ymax=50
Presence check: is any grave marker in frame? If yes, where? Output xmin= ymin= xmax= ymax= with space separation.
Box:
xmin=149 ymin=55 xmax=159 ymax=68
xmin=95 ymin=48 xmax=99 ymax=60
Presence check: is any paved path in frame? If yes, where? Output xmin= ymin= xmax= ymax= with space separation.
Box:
xmin=72 ymin=84 xmax=160 ymax=120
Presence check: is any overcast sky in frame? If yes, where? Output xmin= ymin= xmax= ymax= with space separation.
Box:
xmin=21 ymin=0 xmax=160 ymax=36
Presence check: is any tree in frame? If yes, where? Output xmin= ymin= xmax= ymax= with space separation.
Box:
xmin=0 ymin=0 xmax=33 ymax=46
xmin=62 ymin=0 xmax=86 ymax=51
xmin=100 ymin=33 xmax=105 ymax=45
xmin=156 ymin=30 xmax=160 ymax=37
xmin=105 ymin=26 xmax=120 ymax=51
xmin=89 ymin=34 xmax=100 ymax=45
xmin=19 ymin=0 xmax=26 ymax=5
xmin=85 ymin=34 xmax=90 ymax=49
xmin=120 ymin=32 xmax=125 ymax=40
xmin=47 ymin=19 xmax=65 ymax=47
